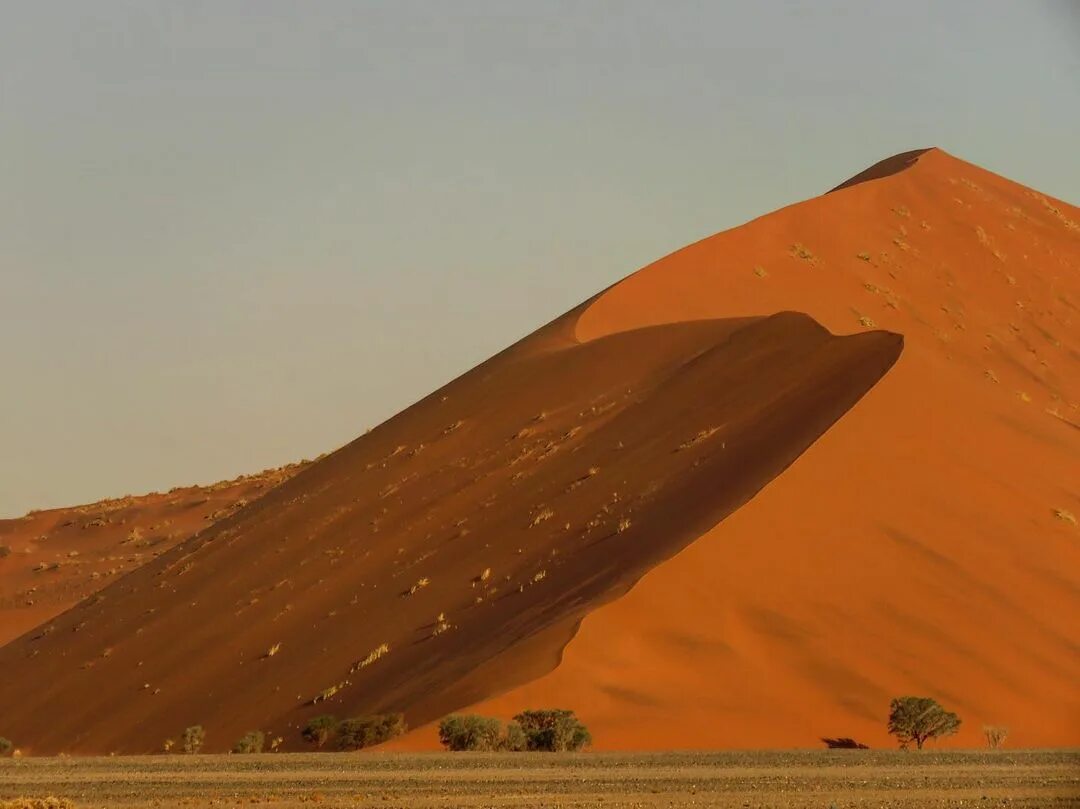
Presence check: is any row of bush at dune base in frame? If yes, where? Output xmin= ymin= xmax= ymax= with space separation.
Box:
xmin=0 ymin=698 xmax=1007 ymax=756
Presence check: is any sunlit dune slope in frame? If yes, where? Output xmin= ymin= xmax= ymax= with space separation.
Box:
xmin=0 ymin=310 xmax=899 ymax=753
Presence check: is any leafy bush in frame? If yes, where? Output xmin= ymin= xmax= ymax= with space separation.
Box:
xmin=181 ymin=725 xmax=205 ymax=754
xmin=302 ymin=714 xmax=339 ymax=748
xmin=500 ymin=720 xmax=527 ymax=752
xmin=0 ymin=546 xmax=11 ymax=559
xmin=887 ymin=696 xmax=960 ymax=749
xmin=438 ymin=715 xmax=503 ymax=751
xmin=336 ymin=713 xmax=406 ymax=751
xmin=232 ymin=730 xmax=265 ymax=754
xmin=513 ymin=709 xmax=591 ymax=752
xmin=0 ymin=737 xmax=13 ymax=756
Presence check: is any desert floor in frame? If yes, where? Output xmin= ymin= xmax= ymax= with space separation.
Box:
xmin=1 ymin=750 xmax=1077 ymax=808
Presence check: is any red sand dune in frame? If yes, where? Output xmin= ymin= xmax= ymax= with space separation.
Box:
xmin=0 ymin=148 xmax=1077 ymax=754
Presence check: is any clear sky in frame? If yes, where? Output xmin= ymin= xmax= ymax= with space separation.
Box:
xmin=2 ymin=1 xmax=1078 ymax=517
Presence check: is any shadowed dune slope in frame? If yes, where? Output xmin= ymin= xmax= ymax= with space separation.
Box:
xmin=0 ymin=311 xmax=900 ymax=754
xmin=454 ymin=148 xmax=1080 ymax=750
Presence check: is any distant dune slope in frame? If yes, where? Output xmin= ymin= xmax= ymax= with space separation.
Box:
xmin=1 ymin=148 xmax=1076 ymax=754
xmin=0 ymin=464 xmax=305 ymax=646
xmin=0 ymin=309 xmax=899 ymax=753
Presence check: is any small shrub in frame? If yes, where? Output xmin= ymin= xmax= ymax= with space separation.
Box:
xmin=0 ymin=546 xmax=11 ymax=559
xmin=162 ymin=738 xmax=175 ymax=753
xmin=438 ymin=714 xmax=503 ymax=751
xmin=821 ymin=737 xmax=869 ymax=749
xmin=0 ymin=737 xmax=13 ymax=756
xmin=181 ymin=725 xmax=205 ymax=754
xmin=984 ymin=725 xmax=1009 ymax=749
xmin=337 ymin=713 xmax=406 ymax=751
xmin=302 ymin=715 xmax=339 ymax=748
xmin=513 ymin=709 xmax=591 ymax=752
xmin=887 ymin=696 xmax=960 ymax=749
xmin=232 ymin=730 xmax=265 ymax=754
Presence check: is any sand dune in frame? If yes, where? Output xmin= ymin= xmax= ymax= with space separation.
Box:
xmin=0 ymin=148 xmax=1076 ymax=753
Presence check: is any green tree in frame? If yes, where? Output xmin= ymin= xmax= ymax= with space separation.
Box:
xmin=182 ymin=725 xmax=205 ymax=754
xmin=438 ymin=715 xmax=503 ymax=751
xmin=887 ymin=697 xmax=960 ymax=749
xmin=302 ymin=715 xmax=339 ymax=748
xmin=513 ymin=709 xmax=591 ymax=752
xmin=232 ymin=730 xmax=265 ymax=754
xmin=337 ymin=713 xmax=406 ymax=751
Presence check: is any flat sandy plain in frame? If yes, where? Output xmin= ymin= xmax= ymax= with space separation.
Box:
xmin=1 ymin=750 xmax=1077 ymax=808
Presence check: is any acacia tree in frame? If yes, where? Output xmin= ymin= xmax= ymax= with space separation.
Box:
xmin=887 ymin=697 xmax=961 ymax=749
xmin=438 ymin=715 xmax=503 ymax=751
xmin=513 ymin=709 xmax=591 ymax=752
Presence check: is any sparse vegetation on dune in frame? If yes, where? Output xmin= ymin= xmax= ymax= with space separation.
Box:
xmin=0 ymin=799 xmax=76 ymax=809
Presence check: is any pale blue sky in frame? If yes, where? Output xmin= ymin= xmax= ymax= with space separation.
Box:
xmin=2 ymin=1 xmax=1078 ymax=516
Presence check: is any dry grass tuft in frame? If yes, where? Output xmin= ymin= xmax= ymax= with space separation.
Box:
xmin=1053 ymin=509 xmax=1077 ymax=526
xmin=0 ymin=800 xmax=77 ymax=809
xmin=529 ymin=508 xmax=554 ymax=527
xmin=677 ymin=427 xmax=721 ymax=451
